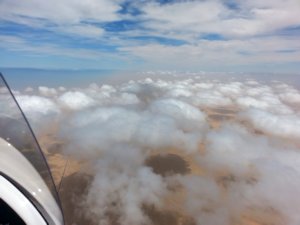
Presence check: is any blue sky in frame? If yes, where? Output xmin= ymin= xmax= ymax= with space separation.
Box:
xmin=0 ymin=0 xmax=300 ymax=72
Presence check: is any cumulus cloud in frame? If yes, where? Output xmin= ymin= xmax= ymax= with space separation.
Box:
xmin=4 ymin=74 xmax=300 ymax=225
xmin=203 ymin=123 xmax=273 ymax=175
xmin=58 ymin=91 xmax=96 ymax=110
xmin=14 ymin=95 xmax=60 ymax=132
xmin=150 ymin=98 xmax=207 ymax=133
xmin=275 ymin=84 xmax=300 ymax=107
xmin=38 ymin=86 xmax=57 ymax=97
xmin=280 ymin=92 xmax=300 ymax=105
xmin=235 ymin=83 xmax=295 ymax=114
xmin=240 ymin=108 xmax=300 ymax=140
xmin=60 ymin=98 xmax=207 ymax=157
xmin=192 ymin=90 xmax=233 ymax=108
xmin=16 ymin=95 xmax=60 ymax=116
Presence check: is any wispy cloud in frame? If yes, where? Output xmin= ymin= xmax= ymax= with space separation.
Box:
xmin=0 ymin=0 xmax=121 ymax=38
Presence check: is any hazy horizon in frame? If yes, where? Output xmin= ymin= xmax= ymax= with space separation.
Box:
xmin=2 ymin=68 xmax=300 ymax=90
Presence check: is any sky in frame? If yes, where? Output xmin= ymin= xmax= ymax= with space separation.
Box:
xmin=0 ymin=0 xmax=300 ymax=72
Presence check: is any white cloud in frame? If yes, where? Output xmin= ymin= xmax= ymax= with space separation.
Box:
xmin=38 ymin=86 xmax=57 ymax=97
xmin=1 ymin=0 xmax=300 ymax=41
xmin=204 ymin=124 xmax=272 ymax=173
xmin=222 ymin=82 xmax=295 ymax=114
xmin=150 ymin=98 xmax=207 ymax=132
xmin=166 ymin=87 xmax=193 ymax=98
xmin=14 ymin=95 xmax=60 ymax=131
xmin=193 ymin=90 xmax=233 ymax=108
xmin=240 ymin=108 xmax=300 ymax=140
xmin=16 ymin=95 xmax=59 ymax=116
xmin=141 ymin=1 xmax=226 ymax=31
xmin=217 ymin=82 xmax=243 ymax=98
xmin=58 ymin=91 xmax=96 ymax=110
xmin=0 ymin=0 xmax=121 ymax=38
xmin=114 ymin=92 xmax=140 ymax=105
xmin=139 ymin=0 xmax=300 ymax=38
xmin=278 ymin=87 xmax=300 ymax=105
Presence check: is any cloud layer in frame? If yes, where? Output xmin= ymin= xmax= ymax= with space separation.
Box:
xmin=2 ymin=74 xmax=300 ymax=225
